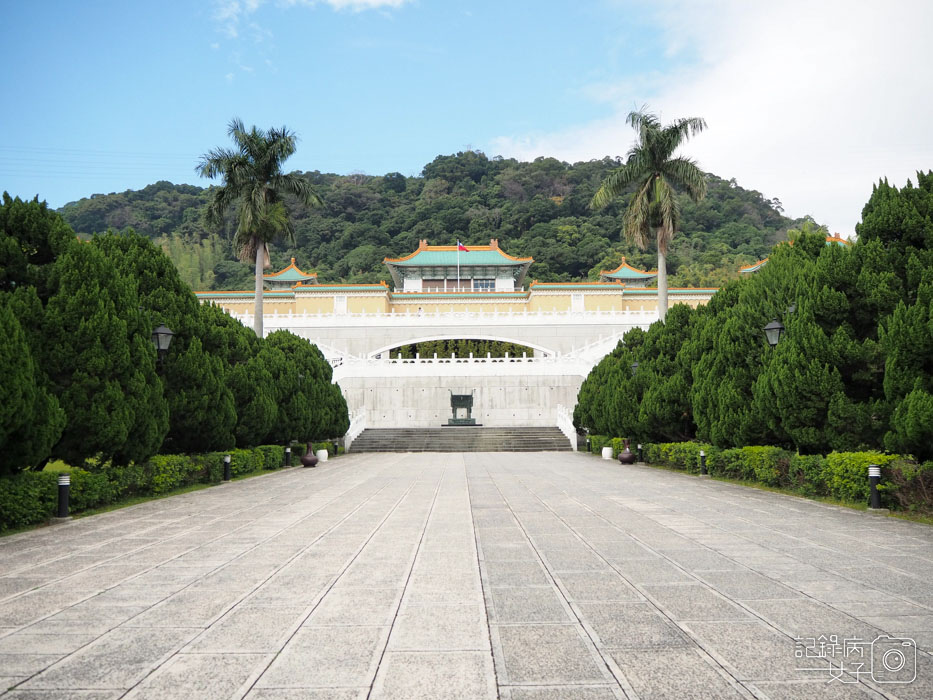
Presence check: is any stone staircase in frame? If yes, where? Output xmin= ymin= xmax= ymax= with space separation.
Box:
xmin=348 ymin=427 xmax=573 ymax=453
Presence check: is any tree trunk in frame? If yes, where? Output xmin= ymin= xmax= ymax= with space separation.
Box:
xmin=253 ymin=239 xmax=264 ymax=338
xmin=657 ymin=247 xmax=668 ymax=323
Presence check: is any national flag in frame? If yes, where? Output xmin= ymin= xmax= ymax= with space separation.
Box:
xmin=457 ymin=241 xmax=469 ymax=252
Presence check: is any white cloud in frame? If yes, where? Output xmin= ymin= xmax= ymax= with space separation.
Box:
xmin=489 ymin=0 xmax=933 ymax=236
xmin=213 ymin=0 xmax=411 ymax=36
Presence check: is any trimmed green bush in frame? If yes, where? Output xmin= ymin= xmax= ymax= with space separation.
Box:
xmin=646 ymin=442 xmax=715 ymax=474
xmin=823 ymin=451 xmax=898 ymax=504
xmin=0 ymin=444 xmax=293 ymax=533
xmin=789 ymin=454 xmax=827 ymax=496
xmin=0 ymin=471 xmax=57 ymax=530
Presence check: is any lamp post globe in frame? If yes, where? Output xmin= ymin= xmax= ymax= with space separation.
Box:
xmin=151 ymin=324 xmax=174 ymax=360
xmin=763 ymin=319 xmax=784 ymax=348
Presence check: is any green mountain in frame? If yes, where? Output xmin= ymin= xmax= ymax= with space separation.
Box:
xmin=58 ymin=152 xmax=805 ymax=291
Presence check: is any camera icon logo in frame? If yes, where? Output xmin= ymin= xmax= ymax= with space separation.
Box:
xmin=870 ymin=635 xmax=916 ymax=683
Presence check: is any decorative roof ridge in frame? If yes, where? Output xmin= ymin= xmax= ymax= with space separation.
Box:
xmin=738 ymin=258 xmax=769 ymax=271
xmin=194 ymin=290 xmax=295 ymax=296
xmin=530 ymin=281 xmax=625 ymax=287
xmin=825 ymin=234 xmax=852 ymax=245
xmin=599 ymin=257 xmax=658 ymax=276
xmin=294 ymin=281 xmax=389 ymax=288
xmin=383 ymin=238 xmax=533 ymax=264
xmin=625 ymin=286 xmax=720 ymax=291
xmin=263 ymin=257 xmax=317 ymax=279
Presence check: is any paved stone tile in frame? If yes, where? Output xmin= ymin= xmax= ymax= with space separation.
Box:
xmin=370 ymin=651 xmax=496 ymax=699
xmin=18 ymin=627 xmax=198 ymax=690
xmin=0 ymin=653 xmax=62 ymax=676
xmin=641 ymin=583 xmax=753 ymax=621
xmin=742 ymin=599 xmax=883 ymax=640
xmin=577 ymin=602 xmax=690 ymax=649
xmin=745 ymin=680 xmax=878 ymax=698
xmin=123 ymin=589 xmax=240 ymax=628
xmin=682 ymin=620 xmax=823 ymax=681
xmin=608 ymin=647 xmax=745 ymax=699
xmin=489 ymin=587 xmax=570 ymax=624
xmin=2 ymin=690 xmax=123 ymax=699
xmin=256 ymin=625 xmax=388 ymax=689
xmin=479 ymin=543 xmax=538 ymax=561
xmin=697 ymin=570 xmax=804 ymax=600
xmin=245 ymin=690 xmax=366 ymax=700
xmin=388 ymin=603 xmax=488 ymax=651
xmin=186 ymin=605 xmax=306 ymax=652
xmin=0 ymin=632 xmax=96 ymax=655
xmin=307 ymin=587 xmax=401 ymax=626
xmin=484 ymin=560 xmax=550 ymax=587
xmin=494 ymin=624 xmax=609 ymax=685
xmin=123 ymin=652 xmax=271 ymax=699
xmin=540 ymin=548 xmax=608 ymax=572
xmin=608 ymin=557 xmax=694 ymax=584
xmin=554 ymin=571 xmax=642 ymax=602
xmin=504 ymin=687 xmax=620 ymax=700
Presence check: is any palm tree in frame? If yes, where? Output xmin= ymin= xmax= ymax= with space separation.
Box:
xmin=197 ymin=118 xmax=322 ymax=337
xmin=592 ymin=108 xmax=707 ymax=322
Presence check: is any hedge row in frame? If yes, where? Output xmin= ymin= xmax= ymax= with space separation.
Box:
xmin=586 ymin=438 xmax=933 ymax=515
xmin=0 ymin=443 xmax=323 ymax=533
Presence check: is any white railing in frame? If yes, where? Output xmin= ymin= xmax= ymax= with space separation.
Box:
xmin=332 ymin=354 xmax=597 ymax=382
xmin=556 ymin=404 xmax=578 ymax=451
xmin=232 ymin=308 xmax=657 ymax=328
xmin=344 ymin=408 xmax=367 ymax=452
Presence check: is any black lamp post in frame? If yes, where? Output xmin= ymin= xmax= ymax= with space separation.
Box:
xmin=151 ymin=324 xmax=174 ymax=364
xmin=763 ymin=319 xmax=784 ymax=348
xmin=631 ymin=361 xmax=639 ymax=376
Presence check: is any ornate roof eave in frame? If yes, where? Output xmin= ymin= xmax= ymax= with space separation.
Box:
xmin=598 ymin=257 xmax=658 ymax=281
xmin=263 ymin=257 xmax=318 ymax=283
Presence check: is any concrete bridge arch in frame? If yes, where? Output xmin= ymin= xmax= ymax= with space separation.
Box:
xmin=366 ymin=333 xmax=557 ymax=360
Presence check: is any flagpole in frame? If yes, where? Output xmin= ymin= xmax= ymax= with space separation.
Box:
xmin=457 ymin=245 xmax=460 ymax=291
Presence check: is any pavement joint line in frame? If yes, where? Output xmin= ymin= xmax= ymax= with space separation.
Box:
xmin=467 ymin=454 xmax=505 ymax=696
xmin=516 ymin=458 xmax=925 ymax=696
xmin=2 ymin=455 xmax=406 ymax=694
xmin=364 ymin=462 xmax=445 ymax=699
xmin=475 ymin=454 xmax=633 ymax=697
xmin=238 ymin=458 xmax=432 ymax=697
xmin=502 ymin=459 xmax=822 ymax=697
xmin=0 ymin=458 xmax=388 ymax=637
xmin=0 ymin=457 xmax=371 ymax=591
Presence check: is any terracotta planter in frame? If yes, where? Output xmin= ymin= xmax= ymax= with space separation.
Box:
xmin=300 ymin=442 xmax=319 ymax=468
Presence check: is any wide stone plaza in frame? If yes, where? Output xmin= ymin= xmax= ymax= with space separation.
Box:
xmin=1 ymin=452 xmax=931 ymax=699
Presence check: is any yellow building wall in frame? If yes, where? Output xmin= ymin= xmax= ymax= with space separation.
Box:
xmin=527 ymin=295 xmax=572 ymax=313
xmin=348 ymin=295 xmax=391 ymax=314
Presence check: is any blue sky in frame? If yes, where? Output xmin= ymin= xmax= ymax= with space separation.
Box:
xmin=2 ymin=1 xmax=931 ymax=236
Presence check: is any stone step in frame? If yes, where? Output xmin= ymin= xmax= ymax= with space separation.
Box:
xmin=349 ymin=427 xmax=572 ymax=453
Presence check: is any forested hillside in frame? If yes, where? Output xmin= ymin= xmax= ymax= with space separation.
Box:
xmin=59 ymin=152 xmax=804 ymax=290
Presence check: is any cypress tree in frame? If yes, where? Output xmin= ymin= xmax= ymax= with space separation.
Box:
xmin=161 ymin=337 xmax=236 ymax=453
xmin=41 ymin=242 xmax=168 ymax=465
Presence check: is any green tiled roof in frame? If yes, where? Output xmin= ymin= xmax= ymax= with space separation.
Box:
xmin=195 ymin=291 xmax=294 ymax=298
xmin=531 ymin=283 xmax=624 ymax=290
xmin=624 ymin=288 xmax=718 ymax=295
xmin=387 ymin=250 xmax=527 ymax=266
xmin=389 ymin=291 xmax=528 ymax=299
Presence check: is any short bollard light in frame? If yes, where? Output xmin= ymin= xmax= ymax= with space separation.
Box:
xmin=586 ymin=437 xmax=591 ymax=453
xmin=223 ymin=454 xmax=232 ymax=482
xmin=57 ymin=474 xmax=71 ymax=519
xmin=700 ymin=450 xmax=708 ymax=476
xmin=284 ymin=447 xmax=292 ymax=467
xmin=637 ymin=444 xmax=643 ymax=463
xmin=868 ymin=464 xmax=883 ymax=510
